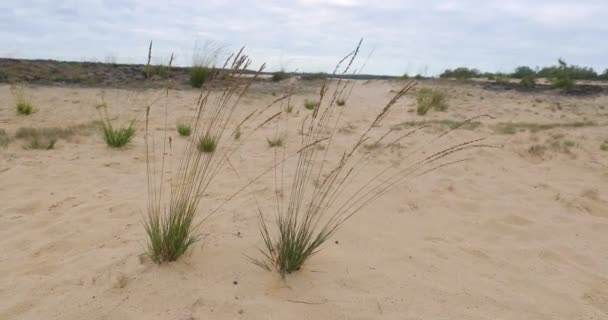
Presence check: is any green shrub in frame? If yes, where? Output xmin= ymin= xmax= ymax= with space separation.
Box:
xmin=176 ymin=122 xmax=192 ymax=137
xmin=494 ymin=75 xmax=511 ymax=84
xmin=190 ymin=66 xmax=212 ymax=88
xmin=304 ymin=99 xmax=319 ymax=110
xmin=512 ymin=66 xmax=536 ymax=79
xmin=520 ymin=75 xmax=536 ymax=88
xmin=551 ymin=77 xmax=575 ymax=89
xmin=416 ymin=88 xmax=448 ymax=115
xmin=272 ymin=71 xmax=290 ymax=82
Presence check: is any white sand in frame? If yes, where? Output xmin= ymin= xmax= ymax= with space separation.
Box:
xmin=1 ymin=80 xmax=607 ymax=319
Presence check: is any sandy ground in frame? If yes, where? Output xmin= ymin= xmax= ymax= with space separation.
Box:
xmin=1 ymin=80 xmax=607 ymax=320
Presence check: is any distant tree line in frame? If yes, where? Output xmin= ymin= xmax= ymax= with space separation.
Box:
xmin=438 ymin=59 xmax=608 ymax=89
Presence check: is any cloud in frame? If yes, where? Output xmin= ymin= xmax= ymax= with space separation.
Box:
xmin=0 ymin=0 xmax=606 ymax=75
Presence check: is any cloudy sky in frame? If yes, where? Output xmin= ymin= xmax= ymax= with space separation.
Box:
xmin=1 ymin=0 xmax=607 ymax=75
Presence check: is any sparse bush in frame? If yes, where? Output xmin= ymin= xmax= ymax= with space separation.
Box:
xmin=97 ymin=102 xmax=135 ymax=148
xmin=267 ymin=135 xmax=285 ymax=147
xmin=494 ymin=75 xmax=510 ymax=84
xmin=512 ymin=66 xmax=536 ymax=79
xmin=416 ymin=88 xmax=448 ymax=115
xmin=272 ymin=71 xmax=290 ymax=82
xmin=520 ymin=75 xmax=536 ymax=88
xmin=190 ymin=66 xmax=212 ymax=88
xmin=176 ymin=122 xmax=192 ymax=137
xmin=401 ymin=73 xmax=410 ymax=79
xmin=304 ymin=99 xmax=319 ymax=110
xmin=551 ymin=77 xmax=575 ymax=89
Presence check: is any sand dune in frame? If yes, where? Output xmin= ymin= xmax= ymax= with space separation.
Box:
xmin=1 ymin=80 xmax=607 ymax=319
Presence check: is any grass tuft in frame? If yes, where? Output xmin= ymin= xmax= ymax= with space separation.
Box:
xmin=304 ymin=99 xmax=318 ymax=110
xmin=176 ymin=122 xmax=192 ymax=137
xmin=336 ymin=98 xmax=346 ymax=106
xmin=16 ymin=101 xmax=33 ymax=115
xmin=267 ymin=135 xmax=285 ymax=148
xmin=97 ymin=102 xmax=135 ymax=148
xmin=416 ymin=88 xmax=447 ymax=115
xmin=190 ymin=66 xmax=212 ymax=88
xmin=197 ymin=134 xmax=217 ymax=153
xmin=601 ymin=140 xmax=608 ymax=151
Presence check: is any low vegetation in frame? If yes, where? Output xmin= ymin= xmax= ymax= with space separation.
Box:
xmin=272 ymin=71 xmax=290 ymax=82
xmin=14 ymin=123 xmax=95 ymax=150
xmin=440 ymin=67 xmax=481 ymax=79
xmin=304 ymin=99 xmax=319 ymax=110
xmin=11 ymin=85 xmax=34 ymax=115
xmin=601 ymin=140 xmax=608 ymax=151
xmin=197 ymin=134 xmax=217 ymax=153
xmin=190 ymin=66 xmax=212 ymax=88
xmin=416 ymin=88 xmax=448 ymax=115
xmin=97 ymin=102 xmax=136 ymax=148
xmin=267 ymin=135 xmax=285 ymax=147
xmin=336 ymin=98 xmax=346 ymax=106
xmin=176 ymin=122 xmax=192 ymax=137
xmin=494 ymin=121 xmax=594 ymax=134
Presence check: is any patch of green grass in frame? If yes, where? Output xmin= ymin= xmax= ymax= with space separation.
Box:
xmin=416 ymin=88 xmax=448 ymax=115
xmin=101 ymin=121 xmax=135 ymax=148
xmin=267 ymin=135 xmax=285 ymax=148
xmin=197 ymin=134 xmax=217 ymax=153
xmin=494 ymin=121 xmax=594 ymax=134
xmin=97 ymin=102 xmax=136 ymax=148
xmin=304 ymin=99 xmax=319 ymax=110
xmin=16 ymin=101 xmax=33 ymax=115
xmin=190 ymin=66 xmax=212 ymax=88
xmin=494 ymin=75 xmax=511 ymax=84
xmin=176 ymin=122 xmax=192 ymax=137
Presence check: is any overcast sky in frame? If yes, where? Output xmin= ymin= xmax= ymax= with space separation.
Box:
xmin=1 ymin=0 xmax=607 ymax=75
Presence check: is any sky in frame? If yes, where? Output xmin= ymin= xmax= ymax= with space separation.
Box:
xmin=1 ymin=0 xmax=607 ymax=76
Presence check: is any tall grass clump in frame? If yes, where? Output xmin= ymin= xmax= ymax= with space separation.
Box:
xmin=267 ymin=135 xmax=285 ymax=147
xmin=416 ymin=88 xmax=448 ymax=115
xmin=144 ymin=48 xmax=283 ymax=263
xmin=11 ymin=85 xmax=34 ymax=115
xmin=189 ymin=39 xmax=223 ymax=88
xmin=14 ymin=125 xmax=91 ymax=150
xmin=97 ymin=103 xmax=135 ymax=148
xmin=251 ymin=40 xmax=492 ymax=276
